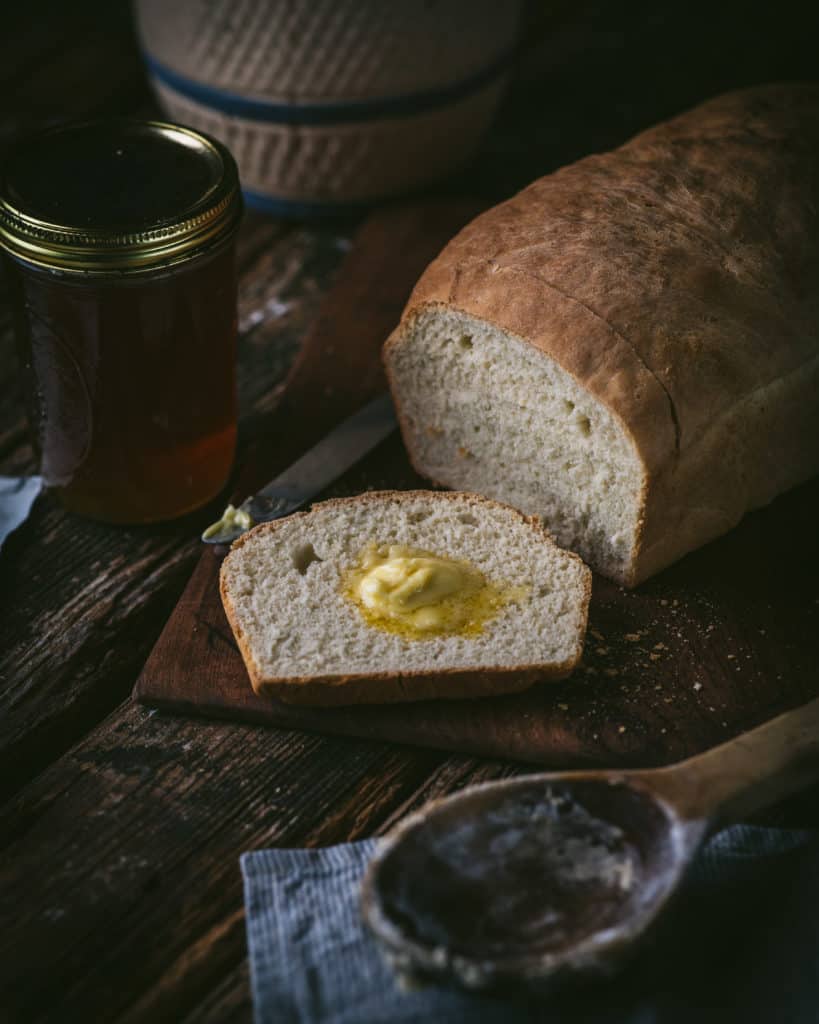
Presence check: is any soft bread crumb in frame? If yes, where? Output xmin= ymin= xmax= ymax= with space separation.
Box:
xmin=385 ymin=309 xmax=645 ymax=583
xmin=220 ymin=491 xmax=591 ymax=706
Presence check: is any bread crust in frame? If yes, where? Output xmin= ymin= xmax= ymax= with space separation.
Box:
xmin=220 ymin=490 xmax=592 ymax=706
xmin=384 ymin=84 xmax=819 ymax=585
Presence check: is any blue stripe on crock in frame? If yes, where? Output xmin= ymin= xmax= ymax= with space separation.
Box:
xmin=242 ymin=188 xmax=372 ymax=218
xmin=142 ymin=47 xmax=514 ymax=125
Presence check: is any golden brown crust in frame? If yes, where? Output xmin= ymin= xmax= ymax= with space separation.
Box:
xmin=256 ymin=666 xmax=570 ymax=707
xmin=384 ymin=84 xmax=819 ymax=585
xmin=220 ymin=490 xmax=592 ymax=706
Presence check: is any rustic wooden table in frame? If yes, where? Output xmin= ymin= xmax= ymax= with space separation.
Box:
xmin=1 ymin=3 xmax=816 ymax=1021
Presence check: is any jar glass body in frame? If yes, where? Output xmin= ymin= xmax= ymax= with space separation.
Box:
xmin=6 ymin=240 xmax=238 ymax=523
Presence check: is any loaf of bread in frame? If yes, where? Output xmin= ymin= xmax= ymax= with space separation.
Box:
xmin=384 ymin=84 xmax=819 ymax=586
xmin=220 ymin=491 xmax=590 ymax=706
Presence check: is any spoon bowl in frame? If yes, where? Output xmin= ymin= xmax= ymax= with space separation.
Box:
xmin=363 ymin=773 xmax=703 ymax=992
xmin=362 ymin=697 xmax=819 ymax=993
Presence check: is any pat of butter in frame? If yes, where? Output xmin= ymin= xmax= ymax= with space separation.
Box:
xmin=342 ymin=543 xmax=528 ymax=639
xmin=359 ymin=553 xmax=467 ymax=618
xmin=201 ymin=503 xmax=255 ymax=540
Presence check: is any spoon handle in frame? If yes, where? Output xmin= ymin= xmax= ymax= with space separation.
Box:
xmin=648 ymin=696 xmax=819 ymax=824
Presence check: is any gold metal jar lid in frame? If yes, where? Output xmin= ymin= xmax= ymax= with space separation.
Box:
xmin=0 ymin=119 xmax=243 ymax=274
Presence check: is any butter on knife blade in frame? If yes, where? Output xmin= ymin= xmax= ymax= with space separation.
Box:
xmin=201 ymin=504 xmax=255 ymax=541
xmin=201 ymin=393 xmax=397 ymax=545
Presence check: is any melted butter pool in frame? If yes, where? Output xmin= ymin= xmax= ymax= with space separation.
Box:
xmin=341 ymin=542 xmax=529 ymax=640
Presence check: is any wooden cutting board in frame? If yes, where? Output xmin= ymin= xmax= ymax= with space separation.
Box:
xmin=134 ymin=200 xmax=819 ymax=769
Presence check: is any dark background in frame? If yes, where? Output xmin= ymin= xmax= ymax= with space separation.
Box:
xmin=1 ymin=3 xmax=817 ymax=1022
xmin=3 ymin=0 xmax=817 ymax=453
xmin=3 ymin=0 xmax=818 ymax=193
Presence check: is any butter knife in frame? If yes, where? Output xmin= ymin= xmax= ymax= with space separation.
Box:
xmin=201 ymin=392 xmax=397 ymax=545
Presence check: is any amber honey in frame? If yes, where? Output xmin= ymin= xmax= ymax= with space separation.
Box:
xmin=8 ymin=244 xmax=237 ymax=522
xmin=0 ymin=119 xmax=243 ymax=523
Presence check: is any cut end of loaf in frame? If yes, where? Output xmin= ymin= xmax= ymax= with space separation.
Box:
xmin=220 ymin=490 xmax=591 ymax=706
xmin=385 ymin=308 xmax=647 ymax=585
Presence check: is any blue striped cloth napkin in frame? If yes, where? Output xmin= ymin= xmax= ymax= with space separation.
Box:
xmin=241 ymin=824 xmax=818 ymax=1024
xmin=0 ymin=475 xmax=42 ymax=552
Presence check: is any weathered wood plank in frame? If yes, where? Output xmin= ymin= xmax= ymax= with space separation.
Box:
xmin=0 ymin=700 xmax=512 ymax=1023
xmin=0 ymin=217 xmax=349 ymax=800
xmin=171 ymin=757 xmax=525 ymax=1024
xmin=180 ymin=960 xmax=253 ymax=1024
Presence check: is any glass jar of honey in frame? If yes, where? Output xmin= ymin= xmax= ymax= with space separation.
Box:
xmin=0 ymin=120 xmax=243 ymax=523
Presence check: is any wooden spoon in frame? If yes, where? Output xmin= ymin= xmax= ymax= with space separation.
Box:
xmin=362 ymin=697 xmax=819 ymax=993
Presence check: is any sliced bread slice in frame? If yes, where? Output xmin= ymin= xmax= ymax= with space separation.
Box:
xmin=220 ymin=490 xmax=591 ymax=706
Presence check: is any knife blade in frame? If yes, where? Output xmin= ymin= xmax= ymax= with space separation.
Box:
xmin=201 ymin=392 xmax=398 ymax=544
